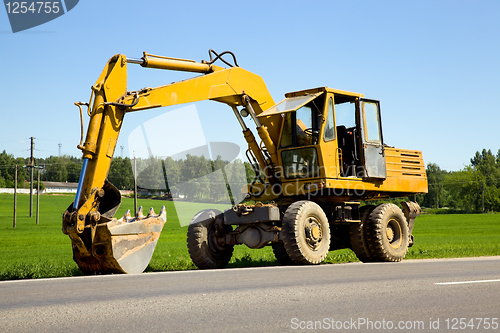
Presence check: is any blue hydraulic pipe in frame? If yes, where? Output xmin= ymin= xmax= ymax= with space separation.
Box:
xmin=73 ymin=158 xmax=89 ymax=210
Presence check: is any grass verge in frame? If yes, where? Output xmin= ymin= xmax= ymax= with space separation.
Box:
xmin=0 ymin=193 xmax=499 ymax=280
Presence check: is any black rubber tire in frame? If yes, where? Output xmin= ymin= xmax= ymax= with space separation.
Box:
xmin=366 ymin=203 xmax=409 ymax=262
xmin=187 ymin=209 xmax=233 ymax=269
xmin=272 ymin=241 xmax=295 ymax=265
xmin=350 ymin=205 xmax=376 ymax=262
xmin=282 ymin=201 xmax=330 ymax=264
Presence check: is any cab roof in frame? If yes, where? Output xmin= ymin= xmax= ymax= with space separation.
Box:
xmin=284 ymin=87 xmax=364 ymax=98
xmin=257 ymin=87 xmax=365 ymax=118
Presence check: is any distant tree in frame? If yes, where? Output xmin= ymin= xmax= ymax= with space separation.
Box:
xmin=108 ymin=157 xmax=134 ymax=190
xmin=244 ymin=161 xmax=258 ymax=184
xmin=423 ymin=163 xmax=447 ymax=208
xmin=66 ymin=156 xmax=83 ymax=182
xmin=0 ymin=150 xmax=27 ymax=187
xmin=469 ymin=149 xmax=500 ymax=212
xmin=441 ymin=149 xmax=500 ymax=212
xmin=471 ymin=149 xmax=500 ymax=187
xmin=163 ymin=156 xmax=181 ymax=195
xmin=34 ymin=180 xmax=45 ymax=191
xmin=445 ymin=167 xmax=480 ymax=210
xmin=136 ymin=157 xmax=166 ymax=192
xmin=211 ymin=156 xmax=228 ymax=202
xmin=40 ymin=156 xmax=69 ymax=182
xmin=225 ymin=159 xmax=247 ymax=204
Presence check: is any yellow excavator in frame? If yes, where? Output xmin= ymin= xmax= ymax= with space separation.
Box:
xmin=62 ymin=50 xmax=427 ymax=274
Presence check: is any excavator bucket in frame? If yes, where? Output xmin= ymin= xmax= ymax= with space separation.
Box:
xmin=65 ymin=181 xmax=166 ymax=275
xmin=95 ymin=207 xmax=166 ymax=274
xmin=70 ymin=206 xmax=166 ymax=275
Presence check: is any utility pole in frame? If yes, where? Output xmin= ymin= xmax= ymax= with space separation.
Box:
xmin=58 ymin=143 xmax=62 ymax=157
xmin=29 ymin=137 xmax=34 ymax=217
xmin=13 ymin=164 xmax=17 ymax=228
xmin=134 ymin=155 xmax=138 ymax=216
xmin=120 ymin=145 xmax=124 ymax=158
xmin=36 ymin=166 xmax=41 ymax=225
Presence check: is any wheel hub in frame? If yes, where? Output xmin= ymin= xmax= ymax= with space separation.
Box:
xmin=311 ymin=225 xmax=320 ymax=239
xmin=305 ymin=217 xmax=323 ymax=249
xmin=386 ymin=218 xmax=402 ymax=249
xmin=208 ymin=220 xmax=227 ymax=253
xmin=386 ymin=226 xmax=394 ymax=242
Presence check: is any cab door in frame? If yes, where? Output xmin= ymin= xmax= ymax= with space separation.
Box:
xmin=359 ymin=99 xmax=386 ymax=179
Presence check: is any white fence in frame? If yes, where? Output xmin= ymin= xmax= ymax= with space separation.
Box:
xmin=1 ymin=188 xmax=132 ymax=195
xmin=0 ymin=188 xmax=76 ymax=194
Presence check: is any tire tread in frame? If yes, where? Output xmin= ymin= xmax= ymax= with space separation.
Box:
xmin=350 ymin=205 xmax=376 ymax=262
xmin=187 ymin=210 xmax=233 ymax=269
xmin=366 ymin=203 xmax=408 ymax=262
xmin=282 ymin=201 xmax=330 ymax=265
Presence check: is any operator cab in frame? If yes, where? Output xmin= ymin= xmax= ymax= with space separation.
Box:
xmin=258 ymin=87 xmax=386 ymax=181
xmin=334 ymin=94 xmax=363 ymax=177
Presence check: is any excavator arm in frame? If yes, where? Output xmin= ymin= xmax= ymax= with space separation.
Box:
xmin=63 ymin=51 xmax=281 ymax=274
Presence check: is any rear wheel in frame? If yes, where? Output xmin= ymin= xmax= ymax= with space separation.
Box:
xmin=366 ymin=203 xmax=409 ymax=262
xmin=282 ymin=201 xmax=330 ymax=264
xmin=187 ymin=209 xmax=233 ymax=269
xmin=350 ymin=205 xmax=376 ymax=262
xmin=272 ymin=241 xmax=295 ymax=265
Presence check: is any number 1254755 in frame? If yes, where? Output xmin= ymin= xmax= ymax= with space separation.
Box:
xmin=5 ymin=2 xmax=61 ymax=14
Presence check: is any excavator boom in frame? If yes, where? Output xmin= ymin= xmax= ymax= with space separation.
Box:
xmin=63 ymin=51 xmax=281 ymax=274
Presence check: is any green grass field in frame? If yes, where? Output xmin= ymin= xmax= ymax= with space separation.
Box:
xmin=0 ymin=193 xmax=499 ymax=280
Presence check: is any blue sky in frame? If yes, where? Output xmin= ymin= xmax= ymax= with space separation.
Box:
xmin=0 ymin=0 xmax=498 ymax=171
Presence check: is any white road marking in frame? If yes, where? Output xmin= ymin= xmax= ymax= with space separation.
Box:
xmin=435 ymin=279 xmax=500 ymax=285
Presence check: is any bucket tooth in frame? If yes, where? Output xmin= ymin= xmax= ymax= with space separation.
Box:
xmin=159 ymin=206 xmax=166 ymax=222
xmin=118 ymin=209 xmax=131 ymax=222
xmin=147 ymin=207 xmax=155 ymax=217
xmin=136 ymin=206 xmax=144 ymax=219
xmin=123 ymin=209 xmax=132 ymax=222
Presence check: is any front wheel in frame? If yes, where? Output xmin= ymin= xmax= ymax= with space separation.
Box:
xmin=187 ymin=209 xmax=233 ymax=269
xmin=366 ymin=203 xmax=409 ymax=262
xmin=282 ymin=201 xmax=330 ymax=264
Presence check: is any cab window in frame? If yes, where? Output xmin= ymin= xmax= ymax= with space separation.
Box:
xmin=323 ymin=97 xmax=335 ymax=142
xmin=280 ymin=95 xmax=324 ymax=148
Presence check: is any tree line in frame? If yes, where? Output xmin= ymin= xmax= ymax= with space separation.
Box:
xmin=2 ymin=148 xmax=500 ymax=212
xmin=422 ymin=149 xmax=500 ymax=213
xmin=128 ymin=155 xmax=254 ymax=203
xmin=0 ymin=150 xmax=255 ymax=203
xmin=0 ymin=151 xmax=84 ymax=188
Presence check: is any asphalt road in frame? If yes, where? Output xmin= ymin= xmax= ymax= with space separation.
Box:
xmin=1 ymin=257 xmax=499 ymax=332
